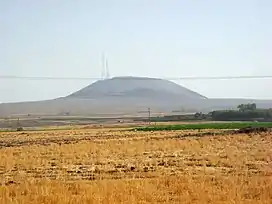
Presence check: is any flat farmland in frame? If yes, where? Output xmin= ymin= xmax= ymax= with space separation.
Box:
xmin=0 ymin=127 xmax=271 ymax=204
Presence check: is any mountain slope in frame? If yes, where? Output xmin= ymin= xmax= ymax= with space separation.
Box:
xmin=67 ymin=76 xmax=207 ymax=100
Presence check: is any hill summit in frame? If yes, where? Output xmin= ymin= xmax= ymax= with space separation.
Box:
xmin=67 ymin=76 xmax=207 ymax=100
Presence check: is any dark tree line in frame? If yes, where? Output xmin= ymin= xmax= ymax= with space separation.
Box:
xmin=237 ymin=103 xmax=256 ymax=112
xmin=211 ymin=103 xmax=272 ymax=121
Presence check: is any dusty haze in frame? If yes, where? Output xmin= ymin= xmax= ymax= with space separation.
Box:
xmin=1 ymin=0 xmax=272 ymax=103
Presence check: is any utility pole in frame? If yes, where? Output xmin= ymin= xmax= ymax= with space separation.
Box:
xmin=148 ymin=108 xmax=151 ymax=125
xmin=16 ymin=117 xmax=23 ymax=131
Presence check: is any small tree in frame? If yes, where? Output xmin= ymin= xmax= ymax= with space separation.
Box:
xmin=237 ymin=104 xmax=245 ymax=112
xmin=249 ymin=103 xmax=257 ymax=111
xmin=194 ymin=112 xmax=203 ymax=119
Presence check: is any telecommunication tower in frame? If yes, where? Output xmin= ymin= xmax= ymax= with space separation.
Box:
xmin=101 ymin=52 xmax=110 ymax=80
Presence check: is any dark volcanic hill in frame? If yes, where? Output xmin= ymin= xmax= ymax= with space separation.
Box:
xmin=0 ymin=76 xmax=272 ymax=117
xmin=67 ymin=76 xmax=207 ymax=100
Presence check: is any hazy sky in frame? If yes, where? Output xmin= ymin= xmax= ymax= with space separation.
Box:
xmin=1 ymin=0 xmax=272 ymax=103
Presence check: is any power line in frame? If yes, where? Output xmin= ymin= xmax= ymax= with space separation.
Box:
xmin=0 ymin=75 xmax=272 ymax=81
xmin=0 ymin=75 xmax=99 ymax=80
xmin=171 ymin=75 xmax=272 ymax=80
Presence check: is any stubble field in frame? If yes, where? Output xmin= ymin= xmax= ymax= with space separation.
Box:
xmin=0 ymin=126 xmax=271 ymax=204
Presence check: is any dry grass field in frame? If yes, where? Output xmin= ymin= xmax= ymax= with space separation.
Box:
xmin=0 ymin=126 xmax=271 ymax=203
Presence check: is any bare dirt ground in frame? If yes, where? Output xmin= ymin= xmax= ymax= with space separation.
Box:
xmin=0 ymin=127 xmax=271 ymax=203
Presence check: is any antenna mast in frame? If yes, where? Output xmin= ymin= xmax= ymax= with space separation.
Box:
xmin=101 ymin=52 xmax=110 ymax=80
xmin=105 ymin=58 xmax=110 ymax=79
xmin=101 ymin=52 xmax=105 ymax=80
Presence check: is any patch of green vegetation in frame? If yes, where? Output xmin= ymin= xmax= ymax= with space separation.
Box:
xmin=0 ymin=126 xmax=75 ymax=133
xmin=0 ymin=129 xmax=16 ymax=132
xmin=134 ymin=122 xmax=272 ymax=131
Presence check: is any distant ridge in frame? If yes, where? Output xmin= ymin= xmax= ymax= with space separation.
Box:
xmin=0 ymin=76 xmax=272 ymax=117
